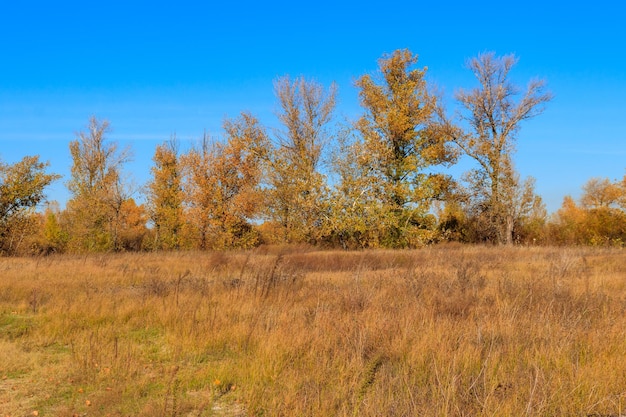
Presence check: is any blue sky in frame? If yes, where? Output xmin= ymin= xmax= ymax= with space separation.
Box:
xmin=1 ymin=1 xmax=624 ymax=213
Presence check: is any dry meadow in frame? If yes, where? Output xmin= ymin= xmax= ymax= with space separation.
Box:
xmin=1 ymin=245 xmax=626 ymax=416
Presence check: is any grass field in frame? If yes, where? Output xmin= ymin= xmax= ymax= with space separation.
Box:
xmin=1 ymin=245 xmax=626 ymax=416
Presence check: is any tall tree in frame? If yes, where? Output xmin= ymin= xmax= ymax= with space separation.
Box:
xmin=549 ymin=196 xmax=585 ymax=245
xmin=334 ymin=49 xmax=454 ymax=247
xmin=0 ymin=156 xmax=59 ymax=254
xmin=266 ymin=76 xmax=336 ymax=243
xmin=182 ymin=113 xmax=269 ymax=249
xmin=620 ymin=174 xmax=626 ymax=210
xmin=146 ymin=137 xmax=185 ymax=250
xmin=209 ymin=112 xmax=270 ymax=248
xmin=181 ymin=132 xmax=214 ymax=250
xmin=66 ymin=117 xmax=133 ymax=252
xmin=437 ymin=52 xmax=552 ymax=244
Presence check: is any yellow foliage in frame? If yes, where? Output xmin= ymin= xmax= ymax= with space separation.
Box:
xmin=332 ymin=49 xmax=454 ymax=248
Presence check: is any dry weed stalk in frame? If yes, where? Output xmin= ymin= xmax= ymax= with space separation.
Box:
xmin=0 ymin=247 xmax=625 ymax=416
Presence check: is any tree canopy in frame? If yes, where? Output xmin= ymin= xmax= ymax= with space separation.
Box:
xmin=9 ymin=49 xmax=626 ymax=254
xmin=0 ymin=155 xmax=59 ymax=254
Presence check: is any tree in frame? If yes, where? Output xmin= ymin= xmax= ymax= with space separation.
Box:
xmin=209 ymin=113 xmax=269 ymax=248
xmin=0 ymin=156 xmax=59 ymax=254
xmin=580 ymin=177 xmax=622 ymax=209
xmin=437 ymin=52 xmax=552 ymax=244
xmin=550 ymin=196 xmax=586 ymax=245
xmin=181 ymin=132 xmax=214 ymax=250
xmin=216 ymin=113 xmax=269 ymax=248
xmin=620 ymin=174 xmax=626 ymax=210
xmin=577 ymin=177 xmax=626 ymax=245
xmin=146 ymin=137 xmax=185 ymax=250
xmin=328 ymin=128 xmax=383 ymax=248
xmin=117 ymin=198 xmax=148 ymax=251
xmin=451 ymin=169 xmax=547 ymax=244
xmin=333 ymin=49 xmax=454 ymax=248
xmin=182 ymin=113 xmax=269 ymax=249
xmin=265 ymin=76 xmax=336 ymax=243
xmin=30 ymin=201 xmax=68 ymax=255
xmin=548 ymin=176 xmax=626 ymax=246
xmin=65 ymin=117 xmax=134 ymax=252
xmin=509 ymin=176 xmax=547 ymax=243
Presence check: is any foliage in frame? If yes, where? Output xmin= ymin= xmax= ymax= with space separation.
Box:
xmin=5 ymin=50 xmax=626 ymax=253
xmin=332 ymin=49 xmax=454 ymax=248
xmin=180 ymin=133 xmax=214 ymax=250
xmin=549 ymin=176 xmax=626 ymax=246
xmin=448 ymin=173 xmax=547 ymax=244
xmin=146 ymin=138 xmax=185 ymax=250
xmin=580 ymin=177 xmax=622 ymax=209
xmin=117 ymin=198 xmax=149 ymax=251
xmin=215 ymin=113 xmax=269 ymax=248
xmin=65 ymin=117 xmax=143 ymax=252
xmin=182 ymin=113 xmax=269 ymax=249
xmin=327 ymin=128 xmax=384 ymax=248
xmin=28 ymin=202 xmax=69 ymax=255
xmin=0 ymin=155 xmax=59 ymax=254
xmin=265 ymin=76 xmax=336 ymax=244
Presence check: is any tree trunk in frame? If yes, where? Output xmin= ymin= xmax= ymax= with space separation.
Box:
xmin=505 ymin=214 xmax=514 ymax=245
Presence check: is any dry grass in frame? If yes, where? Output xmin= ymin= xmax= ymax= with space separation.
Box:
xmin=1 ymin=246 xmax=626 ymax=416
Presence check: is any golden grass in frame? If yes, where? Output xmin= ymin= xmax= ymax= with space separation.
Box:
xmin=1 ymin=246 xmax=626 ymax=416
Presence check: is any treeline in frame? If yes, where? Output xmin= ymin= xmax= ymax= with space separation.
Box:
xmin=1 ymin=49 xmax=624 ymax=255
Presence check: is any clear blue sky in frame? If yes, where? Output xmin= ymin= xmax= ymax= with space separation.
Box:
xmin=1 ymin=0 xmax=624 ymax=214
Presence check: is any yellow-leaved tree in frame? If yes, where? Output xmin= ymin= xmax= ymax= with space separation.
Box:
xmin=146 ymin=137 xmax=186 ymax=250
xmin=265 ymin=76 xmax=336 ymax=244
xmin=182 ymin=113 xmax=269 ymax=249
xmin=550 ymin=177 xmax=626 ymax=246
xmin=181 ymin=133 xmax=213 ymax=250
xmin=65 ymin=117 xmax=140 ymax=252
xmin=332 ymin=49 xmax=454 ymax=248
xmin=0 ymin=155 xmax=59 ymax=255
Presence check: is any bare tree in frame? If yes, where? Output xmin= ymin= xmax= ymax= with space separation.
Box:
xmin=581 ymin=177 xmax=622 ymax=209
xmin=437 ymin=52 xmax=552 ymax=244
